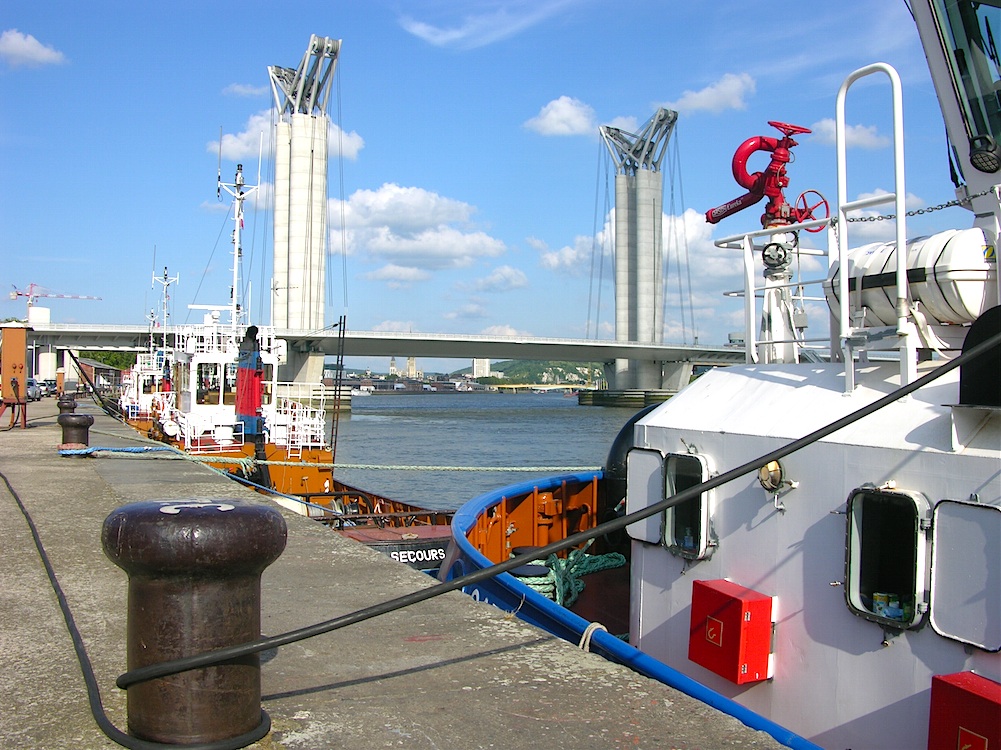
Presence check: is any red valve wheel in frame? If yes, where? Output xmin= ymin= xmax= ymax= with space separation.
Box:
xmin=795 ymin=190 xmax=830 ymax=232
xmin=768 ymin=120 xmax=812 ymax=137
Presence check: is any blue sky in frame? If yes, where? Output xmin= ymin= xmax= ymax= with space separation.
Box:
xmin=0 ymin=1 xmax=975 ymax=372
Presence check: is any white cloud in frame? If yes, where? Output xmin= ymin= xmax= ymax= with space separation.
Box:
xmin=603 ymin=116 xmax=639 ymax=133
xmin=535 ymin=217 xmax=612 ymax=273
xmin=373 ymin=320 xmax=419 ymax=333
xmin=473 ymin=265 xmax=528 ymax=292
xmin=330 ymin=183 xmax=507 ymax=280
xmin=539 ymin=240 xmax=591 ymax=271
xmin=525 ymin=96 xmax=596 ymax=136
xmin=362 ymin=264 xmax=431 ymax=286
xmin=844 ymin=188 xmax=926 ymax=240
xmin=328 ymin=123 xmax=366 ymax=161
xmin=0 ymin=30 xmax=65 ymax=68
xmin=400 ymin=1 xmax=576 ymax=50
xmin=810 ymin=118 xmax=890 ymax=149
xmin=342 ymin=183 xmax=473 ymax=231
xmin=213 ymin=111 xmax=364 ymax=162
xmin=664 ymin=73 xmax=756 ymax=114
xmin=481 ymin=324 xmax=530 ymax=336
xmin=223 ymin=83 xmax=268 ymax=97
xmin=363 ymin=225 xmax=505 ymax=270
xmin=443 ymin=303 xmax=489 ymax=320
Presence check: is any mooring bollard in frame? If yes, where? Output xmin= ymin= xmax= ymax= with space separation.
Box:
xmin=57 ymin=412 xmax=94 ymax=450
xmin=102 ymin=499 xmax=287 ymax=744
xmin=56 ymin=395 xmax=77 ymax=414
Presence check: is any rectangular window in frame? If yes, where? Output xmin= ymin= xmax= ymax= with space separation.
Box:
xmin=933 ymin=0 xmax=1001 ymax=141
xmin=663 ymin=453 xmax=715 ymax=560
xmin=845 ymin=488 xmax=931 ymax=628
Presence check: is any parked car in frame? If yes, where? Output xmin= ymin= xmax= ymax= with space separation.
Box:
xmin=24 ymin=378 xmax=42 ymax=401
xmin=43 ymin=379 xmax=58 ymax=396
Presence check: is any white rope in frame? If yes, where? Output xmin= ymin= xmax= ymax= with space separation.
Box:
xmin=578 ymin=622 xmax=607 ymax=651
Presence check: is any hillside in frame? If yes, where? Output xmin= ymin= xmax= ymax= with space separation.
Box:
xmin=466 ymin=360 xmax=602 ymax=385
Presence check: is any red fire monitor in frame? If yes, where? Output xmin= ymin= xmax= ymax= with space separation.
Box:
xmin=688 ymin=579 xmax=776 ymax=685
xmin=927 ymin=671 xmax=1001 ymax=750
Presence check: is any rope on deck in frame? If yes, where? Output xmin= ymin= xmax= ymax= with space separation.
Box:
xmin=515 ymin=541 xmax=627 ymax=608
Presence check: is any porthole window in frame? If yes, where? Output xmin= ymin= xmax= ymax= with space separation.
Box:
xmin=663 ymin=453 xmax=715 ymax=560
xmin=845 ymin=487 xmax=932 ymax=629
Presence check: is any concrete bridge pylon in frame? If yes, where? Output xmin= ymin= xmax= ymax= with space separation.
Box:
xmin=268 ymin=35 xmax=340 ymax=383
xmin=600 ymin=108 xmax=679 ymax=391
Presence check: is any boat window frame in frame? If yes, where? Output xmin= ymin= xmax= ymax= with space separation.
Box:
xmin=661 ymin=452 xmax=716 ymax=561
xmin=929 ymin=498 xmax=1001 ymax=652
xmin=844 ymin=487 xmax=932 ymax=630
xmin=931 ymin=0 xmax=1001 ymax=143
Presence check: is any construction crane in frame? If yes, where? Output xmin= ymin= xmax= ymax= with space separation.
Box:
xmin=9 ymin=283 xmax=101 ymax=313
xmin=10 ymin=282 xmax=102 ymax=306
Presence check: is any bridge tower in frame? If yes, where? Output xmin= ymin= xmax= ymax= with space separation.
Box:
xmin=600 ymin=108 xmax=679 ymax=390
xmin=268 ymin=35 xmax=340 ymax=381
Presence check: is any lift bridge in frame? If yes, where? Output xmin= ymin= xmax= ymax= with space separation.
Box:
xmin=17 ymin=322 xmax=743 ymax=395
xmin=6 ymin=43 xmax=743 ymax=399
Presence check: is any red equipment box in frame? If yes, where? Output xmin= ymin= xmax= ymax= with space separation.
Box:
xmin=927 ymin=671 xmax=1001 ymax=750
xmin=688 ymin=579 xmax=775 ymax=685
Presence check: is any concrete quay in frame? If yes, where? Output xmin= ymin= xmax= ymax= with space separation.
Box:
xmin=0 ymin=396 xmax=786 ymax=750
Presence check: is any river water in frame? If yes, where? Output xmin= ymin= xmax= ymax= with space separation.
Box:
xmin=328 ymin=392 xmax=640 ymax=512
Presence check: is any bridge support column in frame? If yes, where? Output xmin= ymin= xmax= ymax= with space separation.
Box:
xmin=661 ymin=361 xmax=694 ymax=392
xmin=606 ymin=359 xmax=693 ymax=393
xmin=279 ymin=350 xmax=325 ymax=384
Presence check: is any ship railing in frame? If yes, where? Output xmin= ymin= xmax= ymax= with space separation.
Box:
xmin=178 ymin=325 xmax=240 ymax=357
xmin=120 ymin=390 xmax=160 ymax=421
xmin=715 ymin=218 xmax=834 ymax=361
xmin=174 ymin=409 xmax=246 ymax=453
xmin=134 ymin=352 xmax=165 ymax=375
xmin=265 ymin=394 xmax=328 ymax=450
xmin=716 ymin=62 xmax=913 ymax=394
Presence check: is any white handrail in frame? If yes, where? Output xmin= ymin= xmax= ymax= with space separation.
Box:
xmin=836 ymin=62 xmax=911 ymax=391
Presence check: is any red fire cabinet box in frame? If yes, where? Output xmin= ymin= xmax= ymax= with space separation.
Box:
xmin=927 ymin=671 xmax=1001 ymax=750
xmin=688 ymin=579 xmax=775 ymax=685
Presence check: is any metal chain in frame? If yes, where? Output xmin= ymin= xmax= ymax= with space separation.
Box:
xmin=839 ymin=187 xmax=996 ymax=223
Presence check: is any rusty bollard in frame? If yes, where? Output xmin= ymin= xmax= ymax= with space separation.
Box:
xmin=57 ymin=413 xmax=94 ymax=450
xmin=57 ymin=395 xmax=77 ymax=414
xmin=102 ymin=500 xmax=287 ymax=745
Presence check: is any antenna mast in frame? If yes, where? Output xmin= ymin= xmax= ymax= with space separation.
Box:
xmin=217 ymin=164 xmax=259 ymax=335
xmin=151 ymin=266 xmax=179 ymax=352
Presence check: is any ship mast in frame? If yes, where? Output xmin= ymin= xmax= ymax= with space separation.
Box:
xmin=217 ymin=163 xmax=259 ymax=336
xmin=151 ymin=266 xmax=179 ymax=353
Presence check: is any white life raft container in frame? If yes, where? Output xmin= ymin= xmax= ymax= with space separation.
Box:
xmin=824 ymin=227 xmax=998 ymax=326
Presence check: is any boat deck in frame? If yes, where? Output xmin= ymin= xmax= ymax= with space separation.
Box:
xmin=0 ymin=397 xmax=786 ymax=749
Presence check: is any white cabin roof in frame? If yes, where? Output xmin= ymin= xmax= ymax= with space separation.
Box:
xmin=638 ymin=359 xmax=997 ymax=456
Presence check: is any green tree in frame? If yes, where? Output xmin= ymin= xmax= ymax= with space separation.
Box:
xmin=81 ymin=351 xmax=137 ymax=370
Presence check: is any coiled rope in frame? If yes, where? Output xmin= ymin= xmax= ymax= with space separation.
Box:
xmin=515 ymin=541 xmax=626 ymax=608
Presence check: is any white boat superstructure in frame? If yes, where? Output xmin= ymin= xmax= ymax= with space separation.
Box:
xmin=623 ymin=2 xmax=1001 ymax=748
xmin=118 ymin=165 xmax=330 ymax=456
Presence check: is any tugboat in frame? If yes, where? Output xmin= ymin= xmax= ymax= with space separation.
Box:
xmin=444 ymin=2 xmax=1001 ymax=748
